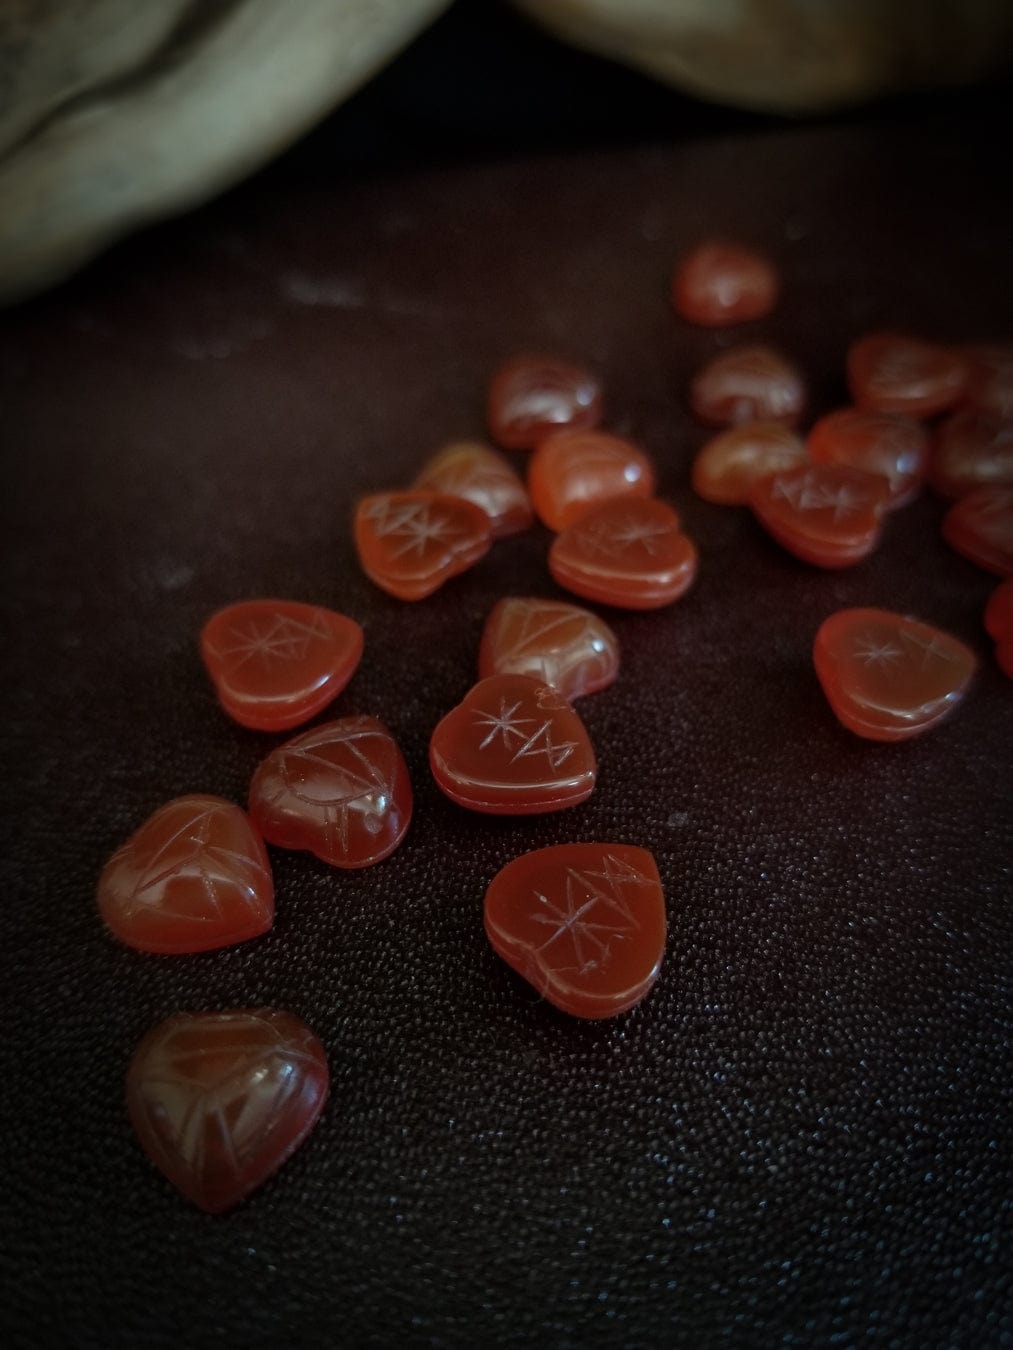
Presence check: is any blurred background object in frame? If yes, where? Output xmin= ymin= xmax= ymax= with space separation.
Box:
xmin=1 ymin=0 xmax=1011 ymax=305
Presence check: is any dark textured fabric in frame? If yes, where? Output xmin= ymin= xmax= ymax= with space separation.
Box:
xmin=2 ymin=97 xmax=1012 ymax=1350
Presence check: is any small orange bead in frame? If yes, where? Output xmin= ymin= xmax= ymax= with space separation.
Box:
xmin=964 ymin=344 xmax=1013 ymax=420
xmin=487 ymin=354 xmax=602 ymax=450
xmin=692 ymin=421 xmax=808 ymax=505
xmin=928 ymin=409 xmax=1013 ymax=499
xmin=689 ymin=345 xmax=805 ymax=427
xmin=354 ymin=491 xmax=491 ymax=600
xmin=528 ymin=429 xmax=655 ymax=531
xmin=672 ymin=241 xmax=778 ymax=326
xmin=847 ymin=332 xmax=968 ymax=417
xmin=807 ymin=407 xmax=928 ymax=510
xmin=413 ymin=441 xmax=533 ymax=538
xmin=479 ymin=597 xmax=620 ymax=701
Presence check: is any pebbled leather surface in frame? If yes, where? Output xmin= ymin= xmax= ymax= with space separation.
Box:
xmin=2 ymin=58 xmax=1012 ymax=1350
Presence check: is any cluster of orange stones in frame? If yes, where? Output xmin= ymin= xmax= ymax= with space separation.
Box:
xmin=98 ymin=241 xmax=1013 ymax=1213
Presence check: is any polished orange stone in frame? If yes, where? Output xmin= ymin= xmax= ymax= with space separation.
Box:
xmin=127 ymin=1009 xmax=328 ymax=1213
xmin=985 ymin=578 xmax=1013 ymax=678
xmin=97 ymin=795 xmax=273 ymax=954
xmin=691 ymin=421 xmax=808 ymax=505
xmin=487 ymin=354 xmax=603 ymax=450
xmin=672 ymin=241 xmax=778 ymax=327
xmin=354 ymin=491 xmax=491 ymax=600
xmin=928 ymin=410 xmax=1013 ymax=499
xmin=249 ymin=716 xmax=411 ymax=868
xmin=689 ymin=344 xmax=805 ymax=427
xmin=549 ymin=497 xmax=697 ymax=610
xmin=479 ymin=596 xmax=619 ymax=701
xmin=965 ymin=344 xmax=1013 ymax=420
xmin=807 ymin=407 xmax=928 ymax=510
xmin=941 ymin=486 xmax=1013 ymax=576
xmin=528 ymin=428 xmax=656 ymax=531
xmin=847 ymin=332 xmax=968 ymax=417
xmin=200 ymin=599 xmax=363 ymax=732
xmin=750 ymin=464 xmax=890 ymax=568
xmin=429 ymin=673 xmax=596 ymax=814
xmin=484 ymin=844 xmax=665 ymax=1019
xmin=813 ymin=608 xmax=976 ymax=741
xmin=413 ymin=440 xmax=533 ymax=538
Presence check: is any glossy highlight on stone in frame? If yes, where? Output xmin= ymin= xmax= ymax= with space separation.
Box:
xmin=97 ymin=795 xmax=273 ymax=954
xmin=354 ymin=491 xmax=491 ymax=600
xmin=689 ymin=344 xmax=805 ymax=427
xmin=672 ymin=241 xmax=778 ymax=327
xmin=941 ymin=486 xmax=1013 ymax=576
xmin=429 ymin=674 xmax=596 ymax=815
xmin=479 ymin=596 xmax=619 ymax=701
xmin=249 ymin=716 xmax=411 ymax=868
xmin=813 ymin=608 xmax=976 ymax=741
xmin=847 ymin=332 xmax=968 ymax=417
xmin=807 ymin=407 xmax=928 ymax=510
xmin=750 ymin=463 xmax=890 ymax=568
xmin=487 ymin=354 xmax=603 ymax=450
xmin=549 ymin=497 xmax=697 ymax=609
xmin=928 ymin=410 xmax=1013 ymax=499
xmin=484 ymin=844 xmax=666 ymax=1019
xmin=692 ymin=421 xmax=808 ymax=505
xmin=127 ymin=1009 xmax=328 ymax=1213
xmin=528 ymin=428 xmax=656 ymax=531
xmin=413 ymin=440 xmax=533 ymax=538
xmin=200 ymin=599 xmax=363 ymax=732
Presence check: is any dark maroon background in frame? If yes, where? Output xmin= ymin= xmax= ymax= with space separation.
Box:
xmin=2 ymin=6 xmax=1011 ymax=1346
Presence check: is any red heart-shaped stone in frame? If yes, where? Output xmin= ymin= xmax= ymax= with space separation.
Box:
xmin=127 ymin=1009 xmax=328 ymax=1213
xmin=430 ymin=674 xmax=596 ymax=814
xmin=249 ymin=716 xmax=412 ymax=868
xmin=813 ymin=608 xmax=977 ymax=741
xmin=479 ymin=596 xmax=619 ymax=701
xmin=942 ymin=486 xmax=1013 ymax=576
xmin=484 ymin=844 xmax=666 ymax=1018
xmin=97 ymin=794 xmax=274 ymax=954
xmin=548 ymin=497 xmax=697 ymax=609
xmin=750 ymin=463 xmax=890 ymax=567
xmin=354 ymin=491 xmax=492 ymax=600
xmin=413 ymin=441 xmax=533 ymax=539
xmin=201 ymin=599 xmax=363 ymax=732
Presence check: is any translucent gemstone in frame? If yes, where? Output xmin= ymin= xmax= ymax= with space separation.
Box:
xmin=689 ymin=345 xmax=805 ymax=427
xmin=813 ymin=608 xmax=976 ymax=741
xmin=847 ymin=332 xmax=968 ymax=416
xmin=127 ymin=1009 xmax=328 ymax=1213
xmin=964 ymin=344 xmax=1013 ymax=420
xmin=671 ymin=241 xmax=778 ymax=326
xmin=941 ymin=486 xmax=1013 ymax=576
xmin=527 ymin=428 xmax=656 ymax=531
xmin=750 ymin=463 xmax=890 ymax=568
xmin=479 ymin=596 xmax=620 ymax=701
xmin=807 ymin=407 xmax=928 ymax=510
xmin=200 ymin=599 xmax=363 ymax=732
xmin=692 ymin=421 xmax=808 ymax=505
xmin=549 ymin=497 xmax=697 ymax=609
xmin=97 ymin=795 xmax=273 ymax=954
xmin=413 ymin=440 xmax=533 ymax=539
xmin=354 ymin=491 xmax=491 ymax=600
xmin=985 ymin=578 xmax=1013 ymax=678
xmin=928 ymin=409 xmax=1013 ymax=499
xmin=429 ymin=673 xmax=596 ymax=815
xmin=248 ymin=716 xmax=411 ymax=868
xmin=484 ymin=844 xmax=665 ymax=1019
xmin=487 ymin=354 xmax=603 ymax=450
